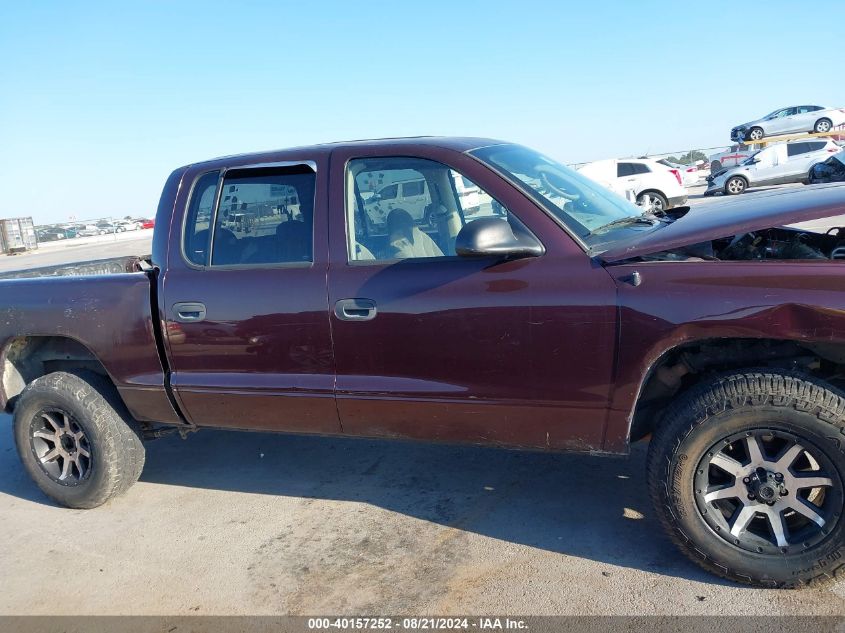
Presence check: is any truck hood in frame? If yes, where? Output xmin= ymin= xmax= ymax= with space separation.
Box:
xmin=598 ymin=184 xmax=845 ymax=263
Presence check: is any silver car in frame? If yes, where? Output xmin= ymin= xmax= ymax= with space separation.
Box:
xmin=731 ymin=105 xmax=845 ymax=142
xmin=706 ymin=139 xmax=841 ymax=195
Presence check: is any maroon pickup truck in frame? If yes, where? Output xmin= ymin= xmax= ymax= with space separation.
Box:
xmin=4 ymin=138 xmax=845 ymax=587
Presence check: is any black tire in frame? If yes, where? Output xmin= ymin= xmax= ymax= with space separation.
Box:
xmin=710 ymin=161 xmax=722 ymax=173
xmin=724 ymin=175 xmax=747 ymax=195
xmin=636 ymin=191 xmax=668 ymax=212
xmin=647 ymin=370 xmax=845 ymax=588
xmin=814 ymin=118 xmax=833 ymax=134
xmin=13 ymin=371 xmax=145 ymax=509
xmin=747 ymin=127 xmax=764 ymax=142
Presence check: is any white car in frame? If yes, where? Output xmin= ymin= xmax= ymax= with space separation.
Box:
xmin=576 ymin=158 xmax=688 ymax=212
xmin=656 ymin=159 xmax=701 ymax=187
xmin=364 ymin=172 xmax=481 ymax=228
xmin=731 ymin=105 xmax=845 ymax=142
xmin=119 ymin=221 xmax=141 ymax=231
xmin=706 ymin=139 xmax=841 ymax=195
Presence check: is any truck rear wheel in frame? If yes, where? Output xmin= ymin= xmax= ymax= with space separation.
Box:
xmin=13 ymin=371 xmax=145 ymax=509
xmin=647 ymin=370 xmax=845 ymax=587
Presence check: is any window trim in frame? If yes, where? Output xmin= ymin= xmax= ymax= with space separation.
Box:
xmin=180 ymin=160 xmax=317 ymax=271
xmin=343 ymin=154 xmax=543 ymax=266
xmin=180 ymin=169 xmax=223 ymax=270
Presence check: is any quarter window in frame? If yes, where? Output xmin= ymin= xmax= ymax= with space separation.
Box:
xmin=183 ymin=171 xmax=220 ymax=266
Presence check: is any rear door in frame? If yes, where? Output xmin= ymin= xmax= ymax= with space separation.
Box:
xmin=325 ymin=144 xmax=618 ymax=451
xmin=161 ymin=156 xmax=340 ymax=434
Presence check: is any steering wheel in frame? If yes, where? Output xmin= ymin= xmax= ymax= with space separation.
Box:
xmin=535 ymin=165 xmax=580 ymax=202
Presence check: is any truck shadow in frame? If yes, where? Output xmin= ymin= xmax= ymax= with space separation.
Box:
xmin=154 ymin=430 xmax=734 ymax=586
xmin=0 ymin=423 xmax=738 ymax=587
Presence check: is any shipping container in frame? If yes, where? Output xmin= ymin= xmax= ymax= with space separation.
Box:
xmin=0 ymin=217 xmax=38 ymax=254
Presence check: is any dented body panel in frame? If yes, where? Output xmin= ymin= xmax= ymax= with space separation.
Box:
xmin=602 ymin=260 xmax=845 ymax=451
xmin=598 ymin=184 xmax=845 ymax=262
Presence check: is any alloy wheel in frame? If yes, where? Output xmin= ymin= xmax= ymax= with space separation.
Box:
xmin=727 ymin=178 xmax=745 ymax=194
xmin=816 ymin=121 xmax=832 ymax=133
xmin=749 ymin=129 xmax=764 ymax=141
xmin=29 ymin=410 xmax=92 ymax=485
xmin=694 ymin=429 xmax=842 ymax=555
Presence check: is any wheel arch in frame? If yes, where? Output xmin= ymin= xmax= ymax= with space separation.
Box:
xmin=815 ymin=117 xmax=833 ymax=130
xmin=636 ymin=188 xmax=668 ymax=203
xmin=0 ymin=335 xmax=114 ymax=412
xmin=627 ymin=337 xmax=845 ymax=444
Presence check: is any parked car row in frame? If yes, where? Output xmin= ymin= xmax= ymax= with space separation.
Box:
xmin=35 ymin=218 xmax=155 ymax=243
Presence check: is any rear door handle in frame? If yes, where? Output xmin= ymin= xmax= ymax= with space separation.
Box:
xmin=173 ymin=302 xmax=207 ymax=323
xmin=334 ymin=298 xmax=377 ymax=322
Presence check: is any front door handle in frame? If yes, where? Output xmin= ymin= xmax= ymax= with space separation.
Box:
xmin=334 ymin=298 xmax=377 ymax=322
xmin=173 ymin=302 xmax=207 ymax=323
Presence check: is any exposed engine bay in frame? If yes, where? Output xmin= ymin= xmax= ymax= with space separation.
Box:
xmin=645 ymin=226 xmax=845 ymax=262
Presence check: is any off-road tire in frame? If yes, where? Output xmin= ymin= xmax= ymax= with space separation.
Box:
xmin=13 ymin=371 xmax=145 ymax=509
xmin=647 ymin=370 xmax=845 ymax=588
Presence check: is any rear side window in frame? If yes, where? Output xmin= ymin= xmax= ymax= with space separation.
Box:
xmin=210 ymin=165 xmax=315 ymax=266
xmin=787 ymin=143 xmax=809 ymax=157
xmin=183 ymin=171 xmax=220 ymax=266
xmin=402 ymin=180 xmax=425 ymax=197
xmin=630 ymin=163 xmax=651 ymax=174
xmin=806 ymin=141 xmax=827 ymax=152
xmin=617 ymin=163 xmax=633 ymax=177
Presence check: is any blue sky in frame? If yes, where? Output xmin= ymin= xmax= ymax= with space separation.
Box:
xmin=1 ymin=0 xmax=841 ymax=225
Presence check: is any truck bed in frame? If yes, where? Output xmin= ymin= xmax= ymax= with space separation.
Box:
xmin=0 ymin=266 xmax=178 ymax=424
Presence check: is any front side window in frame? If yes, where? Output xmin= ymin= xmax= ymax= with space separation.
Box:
xmin=208 ymin=166 xmax=315 ymax=266
xmin=346 ymin=157 xmax=524 ymax=262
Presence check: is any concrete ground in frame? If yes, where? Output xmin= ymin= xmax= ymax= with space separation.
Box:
xmin=1 ymin=419 xmax=844 ymax=616
xmin=1 ymin=182 xmax=845 ymax=616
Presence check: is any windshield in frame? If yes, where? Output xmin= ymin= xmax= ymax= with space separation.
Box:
xmin=470 ymin=144 xmax=646 ymax=243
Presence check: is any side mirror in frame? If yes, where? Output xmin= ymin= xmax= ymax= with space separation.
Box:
xmin=455 ymin=217 xmax=545 ymax=260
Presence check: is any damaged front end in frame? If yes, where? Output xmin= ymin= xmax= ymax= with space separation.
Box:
xmin=641 ymin=226 xmax=845 ymax=262
xmin=598 ymin=184 xmax=845 ymax=264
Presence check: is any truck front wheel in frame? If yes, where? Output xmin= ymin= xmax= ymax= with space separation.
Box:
xmin=647 ymin=370 xmax=845 ymax=587
xmin=13 ymin=371 xmax=145 ymax=509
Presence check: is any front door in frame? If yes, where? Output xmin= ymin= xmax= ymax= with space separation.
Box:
xmin=326 ymin=145 xmax=618 ymax=451
xmin=161 ymin=158 xmax=340 ymax=434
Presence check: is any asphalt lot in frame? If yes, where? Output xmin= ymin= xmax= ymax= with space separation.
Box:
xmin=1 ymin=182 xmax=845 ymax=616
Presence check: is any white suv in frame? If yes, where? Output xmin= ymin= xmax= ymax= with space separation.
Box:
xmin=706 ymin=139 xmax=841 ymax=195
xmin=576 ymin=158 xmax=688 ymax=212
xmin=364 ymin=172 xmax=482 ymax=227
